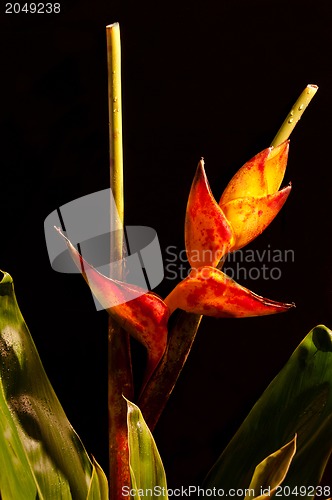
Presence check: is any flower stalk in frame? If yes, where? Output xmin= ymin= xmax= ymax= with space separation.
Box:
xmin=271 ymin=84 xmax=318 ymax=148
xmin=106 ymin=23 xmax=133 ymax=499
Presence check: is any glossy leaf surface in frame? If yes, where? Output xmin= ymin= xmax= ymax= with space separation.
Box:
xmin=164 ymin=266 xmax=294 ymax=318
xmin=0 ymin=272 xmax=107 ymax=499
xmin=204 ymin=325 xmax=332 ymax=499
xmin=126 ymin=398 xmax=168 ymax=500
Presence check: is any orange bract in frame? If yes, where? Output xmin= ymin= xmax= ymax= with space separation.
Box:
xmin=220 ymin=141 xmax=289 ymax=203
xmin=221 ymin=185 xmax=291 ymax=251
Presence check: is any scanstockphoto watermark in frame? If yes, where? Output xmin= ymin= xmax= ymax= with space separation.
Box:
xmin=44 ymin=187 xmax=294 ymax=310
xmin=164 ymin=245 xmax=295 ymax=282
xmin=121 ymin=485 xmax=262 ymax=497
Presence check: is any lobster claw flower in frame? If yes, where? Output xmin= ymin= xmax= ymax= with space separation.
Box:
xmin=219 ymin=141 xmax=291 ymax=251
xmin=164 ymin=266 xmax=294 ymax=318
xmin=55 ymin=228 xmax=169 ymax=388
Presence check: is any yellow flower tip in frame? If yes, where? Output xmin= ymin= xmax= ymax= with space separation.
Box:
xmin=265 ymin=140 xmax=290 ymax=194
xmin=220 ymin=140 xmax=290 ymax=207
xmin=220 ymin=147 xmax=272 ymax=204
xmin=164 ymin=266 xmax=295 ymax=318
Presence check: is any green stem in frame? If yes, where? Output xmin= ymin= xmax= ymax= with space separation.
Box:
xmin=106 ymin=23 xmax=133 ymax=499
xmin=107 ymin=23 xmax=124 ymax=243
xmin=271 ymin=84 xmax=318 ymax=148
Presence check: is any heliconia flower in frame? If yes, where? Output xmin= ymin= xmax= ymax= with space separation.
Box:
xmin=55 ymin=228 xmax=169 ymax=388
xmin=219 ymin=141 xmax=291 ymax=251
xmin=164 ymin=266 xmax=294 ymax=318
xmin=185 ymin=159 xmax=234 ymax=268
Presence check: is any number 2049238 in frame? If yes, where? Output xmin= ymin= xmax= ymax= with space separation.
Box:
xmin=5 ymin=3 xmax=60 ymax=13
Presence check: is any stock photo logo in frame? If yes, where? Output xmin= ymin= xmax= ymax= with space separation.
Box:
xmin=164 ymin=245 xmax=295 ymax=282
xmin=44 ymin=189 xmax=164 ymax=309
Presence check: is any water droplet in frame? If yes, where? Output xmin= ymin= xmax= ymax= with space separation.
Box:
xmin=113 ymin=108 xmax=119 ymax=113
xmin=113 ymin=97 xmax=118 ymax=103
xmin=307 ymin=89 xmax=311 ymax=94
xmin=288 ymin=118 xmax=294 ymax=124
xmin=290 ymin=110 xmax=294 ymax=116
xmin=298 ymin=104 xmax=304 ymax=110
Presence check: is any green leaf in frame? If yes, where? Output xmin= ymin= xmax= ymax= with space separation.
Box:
xmin=126 ymin=398 xmax=168 ymax=500
xmin=87 ymin=459 xmax=109 ymax=500
xmin=204 ymin=325 xmax=332 ymax=498
xmin=0 ymin=271 xmax=108 ymax=499
xmin=244 ymin=435 xmax=296 ymax=499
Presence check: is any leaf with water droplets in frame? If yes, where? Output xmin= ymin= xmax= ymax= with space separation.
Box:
xmin=0 ymin=271 xmax=104 ymax=499
xmin=126 ymin=398 xmax=168 ymax=500
xmin=204 ymin=325 xmax=332 ymax=494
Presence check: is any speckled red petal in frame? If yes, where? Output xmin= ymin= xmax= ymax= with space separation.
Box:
xmin=164 ymin=266 xmax=294 ymax=318
xmin=185 ymin=159 xmax=234 ymax=268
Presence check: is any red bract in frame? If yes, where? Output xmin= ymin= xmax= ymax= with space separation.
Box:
xmin=164 ymin=266 xmax=294 ymax=318
xmin=221 ymin=185 xmax=291 ymax=251
xmin=55 ymin=228 xmax=169 ymax=388
xmin=185 ymin=159 xmax=234 ymax=268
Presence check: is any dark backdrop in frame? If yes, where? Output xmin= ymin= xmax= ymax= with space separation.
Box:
xmin=1 ymin=0 xmax=332 ymax=490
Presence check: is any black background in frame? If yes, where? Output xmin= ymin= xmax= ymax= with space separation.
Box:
xmin=1 ymin=0 xmax=332 ymax=491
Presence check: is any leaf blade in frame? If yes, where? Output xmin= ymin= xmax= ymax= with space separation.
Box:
xmin=126 ymin=398 xmax=168 ymax=500
xmin=245 ymin=435 xmax=296 ymax=499
xmin=0 ymin=271 xmax=103 ymax=499
xmin=204 ymin=325 xmax=332 ymax=498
